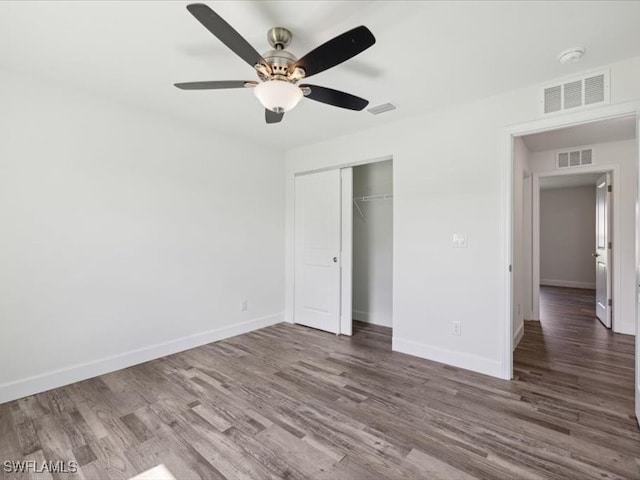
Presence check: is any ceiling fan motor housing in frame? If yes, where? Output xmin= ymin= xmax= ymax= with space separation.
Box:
xmin=261 ymin=49 xmax=297 ymax=80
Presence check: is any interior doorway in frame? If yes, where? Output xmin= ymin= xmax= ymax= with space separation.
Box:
xmin=537 ymin=171 xmax=611 ymax=328
xmin=510 ymin=113 xmax=638 ymax=419
xmin=513 ymin=115 xmax=636 ymax=337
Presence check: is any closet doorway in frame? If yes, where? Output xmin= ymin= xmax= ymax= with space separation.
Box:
xmin=351 ymin=160 xmax=394 ymax=331
xmin=293 ymin=158 xmax=393 ymax=337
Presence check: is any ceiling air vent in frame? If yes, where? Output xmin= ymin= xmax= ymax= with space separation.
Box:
xmin=585 ymin=74 xmax=605 ymax=105
xmin=544 ymin=86 xmax=562 ymax=114
xmin=563 ymin=80 xmax=582 ymax=109
xmin=540 ymin=70 xmax=609 ymax=116
xmin=367 ymin=103 xmax=396 ymax=115
xmin=556 ymin=148 xmax=593 ymax=169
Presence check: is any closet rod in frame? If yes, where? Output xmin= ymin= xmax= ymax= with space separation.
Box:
xmin=353 ymin=193 xmax=393 ymax=202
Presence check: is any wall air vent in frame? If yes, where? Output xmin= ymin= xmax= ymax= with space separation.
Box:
xmin=556 ymin=148 xmax=593 ymax=169
xmin=367 ymin=103 xmax=396 ymax=115
xmin=540 ymin=70 xmax=609 ymax=116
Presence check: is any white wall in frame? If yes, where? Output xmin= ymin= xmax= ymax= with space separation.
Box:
xmin=0 ymin=70 xmax=285 ymax=403
xmin=539 ymin=186 xmax=596 ymax=288
xmin=512 ymin=137 xmax=531 ymax=347
xmin=529 ymin=139 xmax=638 ymax=334
xmin=285 ymin=55 xmax=640 ymax=378
xmin=352 ymin=161 xmax=393 ymax=327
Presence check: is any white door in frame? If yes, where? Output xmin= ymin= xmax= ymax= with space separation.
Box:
xmin=294 ymin=170 xmax=341 ymax=333
xmin=595 ymin=173 xmax=611 ymax=328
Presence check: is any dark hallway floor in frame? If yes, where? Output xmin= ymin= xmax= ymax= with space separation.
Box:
xmin=514 ymin=286 xmax=637 ymax=470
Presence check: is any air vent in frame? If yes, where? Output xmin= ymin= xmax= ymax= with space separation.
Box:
xmin=544 ymin=86 xmax=562 ymax=114
xmin=563 ymin=80 xmax=582 ymax=109
xmin=556 ymin=148 xmax=593 ymax=169
xmin=584 ymin=74 xmax=605 ymax=104
xmin=540 ymin=70 xmax=609 ymax=116
xmin=580 ymin=148 xmax=592 ymax=165
xmin=367 ymin=103 xmax=396 ymax=115
xmin=557 ymin=152 xmax=569 ymax=168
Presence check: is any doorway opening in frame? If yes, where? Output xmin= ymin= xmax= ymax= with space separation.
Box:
xmin=537 ymin=171 xmax=611 ymax=327
xmin=351 ymin=160 xmax=394 ymax=340
xmin=292 ymin=157 xmax=394 ymax=340
xmin=513 ymin=115 xmax=636 ymax=337
xmin=510 ymin=113 xmax=638 ymax=420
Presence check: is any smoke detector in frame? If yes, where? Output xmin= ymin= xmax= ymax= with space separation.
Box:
xmin=558 ymin=47 xmax=585 ymax=64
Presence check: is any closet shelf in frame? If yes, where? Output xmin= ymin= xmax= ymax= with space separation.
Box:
xmin=352 ymin=193 xmax=392 ymax=222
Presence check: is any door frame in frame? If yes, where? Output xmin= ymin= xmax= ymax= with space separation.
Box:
xmin=340 ymin=168 xmax=353 ymax=335
xmin=289 ymin=155 xmax=394 ymax=335
xmin=636 ymin=115 xmax=640 ymax=424
xmin=500 ymin=101 xmax=640 ymax=380
xmin=531 ymin=165 xmax=619 ymax=327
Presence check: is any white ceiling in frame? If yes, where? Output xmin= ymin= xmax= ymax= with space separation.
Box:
xmin=522 ymin=115 xmax=637 ymax=152
xmin=539 ymin=172 xmax=603 ymax=190
xmin=3 ymin=1 xmax=640 ymax=149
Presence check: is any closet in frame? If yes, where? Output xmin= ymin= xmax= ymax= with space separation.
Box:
xmin=352 ymin=160 xmax=393 ymax=328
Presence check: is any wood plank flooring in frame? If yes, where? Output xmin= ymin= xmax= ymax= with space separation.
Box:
xmin=1 ymin=286 xmax=638 ymax=479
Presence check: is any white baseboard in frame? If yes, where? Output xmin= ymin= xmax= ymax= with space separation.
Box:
xmin=540 ymin=278 xmax=595 ymax=289
xmin=0 ymin=313 xmax=283 ymax=405
xmin=352 ymin=309 xmax=392 ymax=328
xmin=392 ymin=337 xmax=505 ymax=379
xmin=513 ymin=323 xmax=524 ymax=351
xmin=614 ymin=322 xmax=636 ymax=336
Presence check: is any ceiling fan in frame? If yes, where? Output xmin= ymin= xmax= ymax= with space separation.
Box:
xmin=174 ymin=3 xmax=376 ymax=124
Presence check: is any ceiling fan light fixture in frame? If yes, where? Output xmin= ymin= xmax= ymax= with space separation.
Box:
xmin=177 ymin=5 xmax=376 ymax=123
xmin=254 ymin=80 xmax=303 ymax=113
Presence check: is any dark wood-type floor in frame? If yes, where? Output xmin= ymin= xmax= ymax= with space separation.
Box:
xmin=1 ymin=286 xmax=638 ymax=479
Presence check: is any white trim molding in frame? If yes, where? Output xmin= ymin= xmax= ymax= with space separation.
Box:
xmin=340 ymin=167 xmax=354 ymax=336
xmin=0 ymin=313 xmax=283 ymax=405
xmin=393 ymin=336 xmax=503 ymax=379
xmin=540 ymin=279 xmax=596 ymax=289
xmin=513 ymin=323 xmax=525 ymax=351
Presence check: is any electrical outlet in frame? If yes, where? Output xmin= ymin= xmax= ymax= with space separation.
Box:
xmin=452 ymin=321 xmax=461 ymax=336
xmin=241 ymin=300 xmax=248 ymax=312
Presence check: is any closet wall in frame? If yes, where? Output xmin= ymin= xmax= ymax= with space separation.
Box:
xmin=352 ymin=161 xmax=393 ymax=327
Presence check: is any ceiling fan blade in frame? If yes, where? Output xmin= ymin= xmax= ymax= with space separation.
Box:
xmin=174 ymin=80 xmax=257 ymax=90
xmin=186 ymin=3 xmax=265 ymax=68
xmin=301 ymin=84 xmax=369 ymax=111
xmin=291 ymin=26 xmax=375 ymax=78
xmin=265 ymin=109 xmax=284 ymax=124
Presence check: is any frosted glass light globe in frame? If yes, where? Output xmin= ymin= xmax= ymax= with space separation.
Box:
xmin=254 ymin=80 xmax=303 ymax=113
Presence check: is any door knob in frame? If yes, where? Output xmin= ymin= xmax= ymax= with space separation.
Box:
xmin=592 ymin=253 xmax=600 ymax=257
xmin=333 ymin=257 xmax=338 ymax=263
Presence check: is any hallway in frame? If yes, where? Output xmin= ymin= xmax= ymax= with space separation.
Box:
xmin=513 ymin=286 xmax=637 ymax=463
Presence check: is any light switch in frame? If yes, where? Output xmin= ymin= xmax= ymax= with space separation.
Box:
xmin=452 ymin=233 xmax=468 ymax=248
